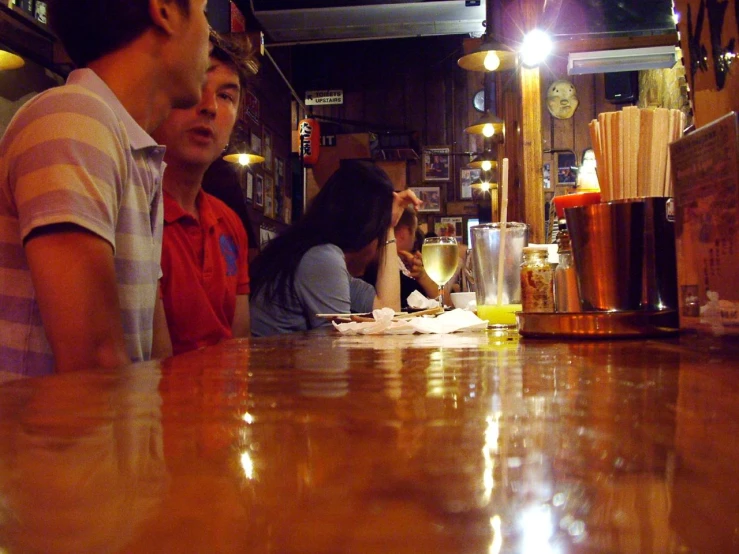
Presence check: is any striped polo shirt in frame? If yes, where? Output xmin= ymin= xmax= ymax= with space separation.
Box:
xmin=0 ymin=69 xmax=166 ymax=377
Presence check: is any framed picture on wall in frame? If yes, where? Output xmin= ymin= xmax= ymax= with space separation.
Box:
xmin=410 ymin=186 xmax=442 ymax=213
xmin=283 ymin=197 xmax=292 ymax=224
xmin=556 ymin=152 xmax=577 ymax=185
xmin=254 ymin=174 xmax=264 ymax=209
xmin=422 ymin=146 xmax=451 ymax=181
xmin=435 ymin=216 xmax=464 ymax=239
xmin=276 ymin=157 xmax=287 ymax=198
xmin=264 ymin=175 xmax=274 ymax=218
xmin=251 ymin=130 xmax=262 ymax=155
xmin=459 ymin=168 xmax=481 ymax=199
xmin=265 ymin=174 xmax=277 ymax=219
xmin=263 ymin=128 xmax=273 ymax=172
xmin=245 ymin=171 xmax=254 ymax=201
xmin=242 ymin=89 xmax=260 ymax=124
xmin=259 ymin=226 xmax=277 ymax=249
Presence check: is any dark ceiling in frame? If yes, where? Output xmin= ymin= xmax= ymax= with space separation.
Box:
xmin=234 ymin=0 xmax=675 ymax=45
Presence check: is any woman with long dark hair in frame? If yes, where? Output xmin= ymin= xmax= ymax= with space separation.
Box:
xmin=250 ymin=160 xmax=419 ymax=336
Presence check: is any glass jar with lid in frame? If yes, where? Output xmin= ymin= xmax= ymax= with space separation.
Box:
xmin=554 ymin=224 xmax=580 ymax=312
xmin=521 ymin=245 xmax=554 ymax=312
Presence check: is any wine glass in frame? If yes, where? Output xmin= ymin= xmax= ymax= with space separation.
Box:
xmin=421 ymin=236 xmax=459 ymax=307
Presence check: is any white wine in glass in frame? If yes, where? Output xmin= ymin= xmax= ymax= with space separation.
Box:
xmin=422 ymin=236 xmax=458 ymax=307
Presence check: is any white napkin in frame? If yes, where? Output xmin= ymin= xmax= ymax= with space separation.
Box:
xmin=406 ymin=290 xmax=440 ymax=310
xmin=332 ymin=307 xmax=487 ymax=335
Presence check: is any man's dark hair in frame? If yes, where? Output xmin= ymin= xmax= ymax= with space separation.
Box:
xmin=209 ymin=30 xmax=257 ymax=95
xmin=395 ymin=206 xmax=417 ymax=231
xmin=48 ymin=0 xmax=191 ymax=67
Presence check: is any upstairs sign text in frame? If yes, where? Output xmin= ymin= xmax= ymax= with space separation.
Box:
xmin=305 ymin=90 xmax=344 ymax=106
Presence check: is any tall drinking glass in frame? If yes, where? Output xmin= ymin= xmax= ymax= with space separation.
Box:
xmin=422 ymin=236 xmax=459 ymax=307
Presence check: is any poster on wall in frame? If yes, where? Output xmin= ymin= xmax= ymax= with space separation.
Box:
xmin=265 ymin=175 xmax=276 ymax=219
xmin=422 ymin=146 xmax=451 ymax=181
xmin=410 ymin=186 xmax=441 ymax=212
xmin=245 ymin=171 xmax=253 ymax=201
xmin=435 ymin=217 xmax=463 ymax=239
xmin=263 ymin=128 xmax=273 ymax=172
xmin=557 ymin=152 xmax=576 ymax=185
xmin=251 ymin=131 xmax=262 ymax=155
xmin=259 ymin=226 xmax=277 ymax=249
xmin=460 ymin=168 xmax=481 ymax=199
xmin=243 ymin=89 xmax=260 ymax=124
xmin=276 ymin=157 xmax=286 ymax=198
xmin=254 ymin=174 xmax=264 ymax=209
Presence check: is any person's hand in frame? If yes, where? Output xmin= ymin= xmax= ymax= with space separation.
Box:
xmin=398 ymin=250 xmax=425 ymax=279
xmin=391 ymin=189 xmax=421 ymax=227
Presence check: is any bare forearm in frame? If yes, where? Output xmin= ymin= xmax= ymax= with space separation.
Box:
xmin=231 ymin=295 xmax=251 ymax=338
xmin=151 ymin=289 xmax=173 ymax=359
xmin=26 ymin=228 xmax=131 ymax=372
xmin=374 ymin=230 xmax=401 ymax=311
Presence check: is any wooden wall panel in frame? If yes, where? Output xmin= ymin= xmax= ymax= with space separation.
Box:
xmin=424 ymin=76 xmax=447 ymax=146
xmin=573 ymin=73 xmax=596 ymax=157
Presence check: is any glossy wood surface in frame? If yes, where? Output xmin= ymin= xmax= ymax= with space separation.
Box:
xmin=1 ymin=330 xmax=738 ymax=553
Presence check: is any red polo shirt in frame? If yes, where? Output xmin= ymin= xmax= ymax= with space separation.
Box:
xmin=160 ymin=190 xmax=250 ymax=355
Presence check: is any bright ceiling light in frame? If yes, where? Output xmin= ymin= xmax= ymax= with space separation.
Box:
xmin=483 ymin=51 xmax=501 ymax=72
xmin=520 ymin=29 xmax=552 ymax=68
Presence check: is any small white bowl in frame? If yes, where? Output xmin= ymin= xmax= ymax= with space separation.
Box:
xmin=451 ymin=292 xmax=477 ymax=310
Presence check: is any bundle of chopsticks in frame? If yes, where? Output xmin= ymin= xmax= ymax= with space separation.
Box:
xmin=588 ymin=106 xmax=687 ymax=201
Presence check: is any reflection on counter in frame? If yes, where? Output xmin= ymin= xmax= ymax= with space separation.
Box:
xmin=0 ymin=331 xmax=737 ymax=552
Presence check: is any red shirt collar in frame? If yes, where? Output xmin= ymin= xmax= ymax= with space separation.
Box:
xmin=163 ymin=189 xmax=221 ymax=229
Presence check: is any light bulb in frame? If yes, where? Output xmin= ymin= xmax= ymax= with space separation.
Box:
xmin=482 ymin=123 xmax=495 ymax=137
xmin=520 ymin=29 xmax=552 ymax=68
xmin=483 ymin=51 xmax=501 ymax=71
xmin=480 ymin=181 xmax=491 ymax=192
xmin=481 ymin=160 xmax=492 ymax=172
xmin=238 ymin=154 xmax=249 ymax=166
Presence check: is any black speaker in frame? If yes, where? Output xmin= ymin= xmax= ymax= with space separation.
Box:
xmin=604 ymin=71 xmax=639 ymax=104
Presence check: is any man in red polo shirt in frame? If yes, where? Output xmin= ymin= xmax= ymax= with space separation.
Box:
xmin=153 ymin=34 xmax=252 ymax=354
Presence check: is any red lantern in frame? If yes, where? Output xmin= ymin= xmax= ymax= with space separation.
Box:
xmin=299 ymin=118 xmax=320 ymax=166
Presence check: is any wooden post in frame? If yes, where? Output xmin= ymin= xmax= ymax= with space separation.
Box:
xmin=520 ymin=66 xmax=544 ymax=243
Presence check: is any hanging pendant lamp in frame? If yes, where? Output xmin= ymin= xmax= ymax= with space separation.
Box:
xmin=458 ymin=36 xmax=516 ymax=72
xmin=467 ymin=152 xmax=498 ymax=172
xmin=222 ymin=123 xmax=265 ymax=166
xmin=465 ymin=111 xmax=505 ymax=139
xmin=0 ymin=50 xmax=24 ymax=70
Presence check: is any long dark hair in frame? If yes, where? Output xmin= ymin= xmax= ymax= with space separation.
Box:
xmin=250 ymin=160 xmax=394 ymax=305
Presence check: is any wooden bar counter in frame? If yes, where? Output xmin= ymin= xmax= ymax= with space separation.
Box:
xmin=1 ymin=329 xmax=738 ymax=553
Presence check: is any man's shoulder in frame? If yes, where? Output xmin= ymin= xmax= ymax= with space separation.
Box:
xmin=1 ymin=83 xmax=121 ymax=155
xmin=18 ymin=83 xmax=114 ymax=120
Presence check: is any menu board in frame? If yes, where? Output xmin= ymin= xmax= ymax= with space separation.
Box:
xmin=671 ymin=112 xmax=739 ymax=334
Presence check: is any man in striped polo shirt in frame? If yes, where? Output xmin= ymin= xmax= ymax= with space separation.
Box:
xmin=0 ymin=0 xmax=211 ymax=377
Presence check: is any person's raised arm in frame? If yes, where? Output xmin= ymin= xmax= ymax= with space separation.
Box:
xmin=373 ymin=190 xmax=421 ymax=311
xmin=25 ymin=224 xmax=130 ymax=372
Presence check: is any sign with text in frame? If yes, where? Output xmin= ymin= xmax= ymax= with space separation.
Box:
xmin=305 ymin=90 xmax=343 ymax=106
xmin=321 ymin=135 xmax=337 ymax=147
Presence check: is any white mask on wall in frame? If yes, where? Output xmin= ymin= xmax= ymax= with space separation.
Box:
xmin=546 ymin=80 xmax=579 ymax=120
